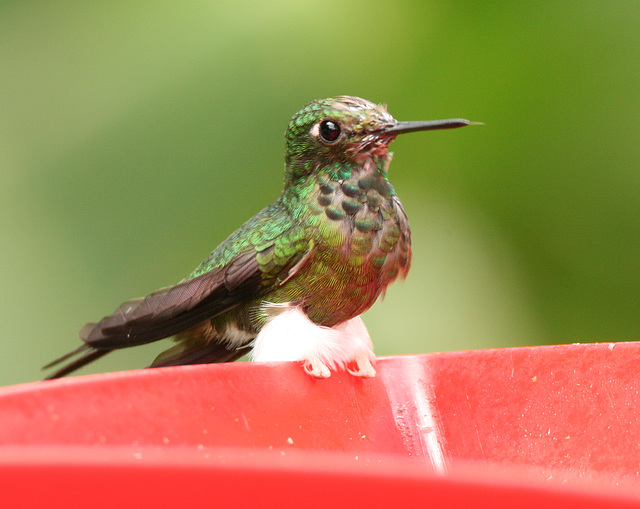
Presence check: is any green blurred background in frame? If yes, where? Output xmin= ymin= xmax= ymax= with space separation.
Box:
xmin=2 ymin=1 xmax=639 ymax=386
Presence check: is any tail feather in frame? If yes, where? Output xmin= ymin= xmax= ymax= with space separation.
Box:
xmin=43 ymin=339 xmax=252 ymax=379
xmin=43 ymin=346 xmax=112 ymax=380
xmin=42 ymin=344 xmax=89 ymax=370
xmin=150 ymin=343 xmax=251 ymax=368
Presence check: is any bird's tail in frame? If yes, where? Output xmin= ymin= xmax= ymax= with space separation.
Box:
xmin=150 ymin=341 xmax=251 ymax=368
xmin=42 ymin=344 xmax=111 ymax=380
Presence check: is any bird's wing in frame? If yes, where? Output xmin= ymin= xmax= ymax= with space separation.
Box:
xmin=79 ymin=250 xmax=260 ymax=348
xmin=43 ymin=201 xmax=313 ymax=378
xmin=81 ymin=236 xmax=312 ymax=350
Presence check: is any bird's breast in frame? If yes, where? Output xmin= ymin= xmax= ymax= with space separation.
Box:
xmin=285 ymin=171 xmax=412 ymax=325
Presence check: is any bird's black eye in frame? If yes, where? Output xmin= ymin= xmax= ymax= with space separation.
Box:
xmin=319 ymin=120 xmax=341 ymax=142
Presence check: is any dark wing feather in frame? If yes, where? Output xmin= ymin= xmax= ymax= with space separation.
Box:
xmin=44 ymin=210 xmax=313 ymax=379
xmin=43 ymin=250 xmax=264 ymax=379
xmin=82 ymin=250 xmax=262 ymax=349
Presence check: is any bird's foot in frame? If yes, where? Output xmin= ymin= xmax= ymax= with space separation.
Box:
xmin=303 ymin=359 xmax=331 ymax=379
xmin=347 ymin=355 xmax=377 ymax=378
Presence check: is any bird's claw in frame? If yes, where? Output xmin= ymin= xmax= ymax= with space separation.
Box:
xmin=347 ymin=355 xmax=377 ymax=378
xmin=303 ymin=359 xmax=331 ymax=378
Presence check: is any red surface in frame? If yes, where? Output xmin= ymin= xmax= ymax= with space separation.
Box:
xmin=1 ymin=342 xmax=640 ymax=507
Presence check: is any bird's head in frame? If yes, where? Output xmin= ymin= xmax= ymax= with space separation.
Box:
xmin=284 ymin=96 xmax=471 ymax=184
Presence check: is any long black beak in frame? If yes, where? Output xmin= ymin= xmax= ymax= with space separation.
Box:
xmin=383 ymin=118 xmax=476 ymax=135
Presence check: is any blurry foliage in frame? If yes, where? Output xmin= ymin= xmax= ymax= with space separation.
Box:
xmin=1 ymin=0 xmax=639 ymax=384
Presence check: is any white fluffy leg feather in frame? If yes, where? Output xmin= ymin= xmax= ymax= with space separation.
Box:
xmin=250 ymin=303 xmax=375 ymax=378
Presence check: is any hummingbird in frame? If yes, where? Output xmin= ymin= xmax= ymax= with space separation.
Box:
xmin=44 ymin=96 xmax=473 ymax=380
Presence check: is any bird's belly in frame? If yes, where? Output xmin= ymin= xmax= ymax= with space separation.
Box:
xmin=274 ymin=247 xmax=403 ymax=327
